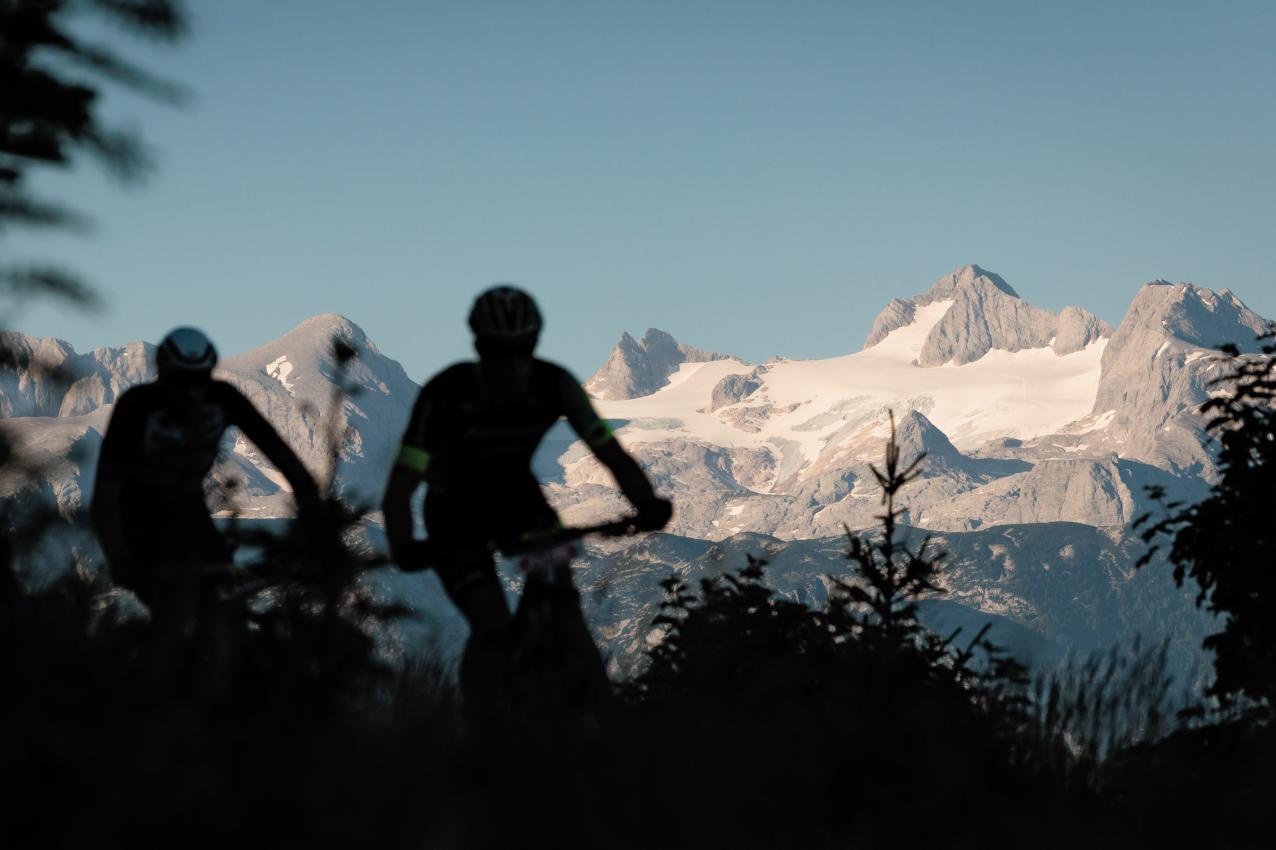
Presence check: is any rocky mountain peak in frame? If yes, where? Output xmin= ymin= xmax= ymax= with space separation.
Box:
xmin=0 ymin=333 xmax=155 ymax=418
xmin=586 ymin=328 xmax=730 ymax=400
xmin=920 ymin=264 xmax=1020 ymax=304
xmin=1120 ymin=282 xmax=1267 ymax=353
xmin=1087 ymin=281 xmax=1270 ymax=474
xmin=864 ymin=265 xmax=1112 ymax=364
xmin=269 ymin=313 xmax=380 ymax=356
xmin=892 ymin=409 xmax=980 ymax=475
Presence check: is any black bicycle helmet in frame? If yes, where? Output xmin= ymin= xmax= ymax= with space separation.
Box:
xmin=468 ymin=285 xmax=543 ymax=343
xmin=156 ymin=327 xmax=218 ymax=377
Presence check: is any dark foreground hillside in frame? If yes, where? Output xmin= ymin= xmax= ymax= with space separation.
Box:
xmin=2 ymin=529 xmax=1273 ymax=850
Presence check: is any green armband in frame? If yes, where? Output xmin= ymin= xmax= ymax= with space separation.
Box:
xmin=396 ymin=444 xmax=431 ymax=474
xmin=584 ymin=419 xmax=615 ymax=449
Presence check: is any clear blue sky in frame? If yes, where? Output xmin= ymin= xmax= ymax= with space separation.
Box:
xmin=14 ymin=0 xmax=1276 ymax=380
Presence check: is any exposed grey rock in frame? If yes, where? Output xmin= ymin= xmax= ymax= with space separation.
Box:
xmin=0 ymin=333 xmax=156 ymax=418
xmin=1084 ymin=282 xmax=1270 ymax=474
xmin=862 ymin=298 xmax=915 ymax=348
xmin=561 ymin=523 xmax=1211 ymax=679
xmin=920 ymin=264 xmax=1020 ymax=301
xmin=585 ymin=328 xmax=730 ymax=400
xmin=863 ymin=265 xmax=1113 ymax=365
xmin=917 ymin=268 xmax=1058 ymax=365
xmin=217 ymin=313 xmax=420 ymax=509
xmin=708 ymin=371 xmax=762 ymax=412
xmin=918 ymin=456 xmax=1205 ymax=532
xmin=0 ymin=333 xmax=79 ymax=417
xmin=1052 ymin=306 xmax=1113 ymax=355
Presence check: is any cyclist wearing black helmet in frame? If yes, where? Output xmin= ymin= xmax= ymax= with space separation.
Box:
xmin=92 ymin=327 xmax=322 ymax=610
xmin=381 ymin=286 xmax=672 ymax=711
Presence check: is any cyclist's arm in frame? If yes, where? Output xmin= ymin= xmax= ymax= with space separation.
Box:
xmin=382 ymin=385 xmax=434 ymax=564
xmin=559 ymin=371 xmax=658 ymax=505
xmin=221 ymin=384 xmax=322 ymax=511
xmin=91 ymin=389 xmax=142 ymax=576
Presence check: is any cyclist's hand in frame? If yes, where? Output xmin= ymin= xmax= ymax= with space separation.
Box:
xmin=391 ymin=539 xmax=434 ymax=573
xmin=633 ymin=496 xmax=673 ymax=532
xmin=296 ymin=498 xmax=343 ymax=546
xmin=388 ymin=536 xmax=412 ymax=570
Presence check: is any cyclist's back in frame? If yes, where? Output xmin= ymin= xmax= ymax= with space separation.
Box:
xmin=402 ymin=356 xmax=618 ymax=543
xmin=92 ymin=328 xmax=320 ymax=608
xmin=382 ymin=286 xmax=672 ymax=720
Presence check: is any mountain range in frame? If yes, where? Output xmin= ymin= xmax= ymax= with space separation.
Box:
xmin=2 ymin=265 xmax=1269 ymax=672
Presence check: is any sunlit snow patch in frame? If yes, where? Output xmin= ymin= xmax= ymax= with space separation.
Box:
xmin=266 ymin=355 xmax=296 ymax=395
xmin=597 ymin=298 xmax=1106 ymax=462
xmin=1071 ymin=409 xmax=1116 ymax=434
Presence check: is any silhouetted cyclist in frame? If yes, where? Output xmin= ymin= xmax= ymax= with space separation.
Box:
xmin=382 ymin=286 xmax=672 ymax=716
xmin=92 ymin=327 xmax=322 ymax=618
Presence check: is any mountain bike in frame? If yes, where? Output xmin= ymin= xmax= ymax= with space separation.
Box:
xmin=406 ymin=518 xmax=641 ymax=726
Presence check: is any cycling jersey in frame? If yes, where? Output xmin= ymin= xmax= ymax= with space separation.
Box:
xmin=398 ymin=359 xmax=613 ymax=489
xmin=395 ymin=359 xmax=635 ymax=544
xmin=92 ymin=378 xmax=319 ymax=598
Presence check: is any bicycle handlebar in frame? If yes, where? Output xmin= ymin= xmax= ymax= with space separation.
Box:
xmin=399 ymin=515 xmax=645 ymax=573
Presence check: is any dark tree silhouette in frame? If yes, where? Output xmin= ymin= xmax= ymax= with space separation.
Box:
xmin=0 ymin=0 xmax=187 ymax=317
xmin=1137 ymin=330 xmax=1276 ymax=710
xmin=831 ymin=409 xmax=944 ymax=645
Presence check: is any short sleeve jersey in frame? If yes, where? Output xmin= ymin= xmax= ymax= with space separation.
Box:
xmin=97 ymin=381 xmax=245 ymax=491
xmin=397 ymin=359 xmax=612 ymax=496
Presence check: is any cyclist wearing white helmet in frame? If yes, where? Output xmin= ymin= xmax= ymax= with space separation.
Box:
xmin=92 ymin=327 xmax=321 ymax=611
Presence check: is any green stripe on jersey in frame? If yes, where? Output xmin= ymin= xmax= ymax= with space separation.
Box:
xmin=584 ymin=419 xmax=615 ymax=448
xmin=396 ymin=444 xmax=431 ymax=474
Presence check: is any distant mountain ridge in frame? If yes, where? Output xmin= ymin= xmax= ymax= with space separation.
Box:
xmin=585 ymin=328 xmax=730 ymax=400
xmin=2 ymin=265 xmax=1268 ymax=672
xmin=863 ymin=265 xmax=1113 ymax=364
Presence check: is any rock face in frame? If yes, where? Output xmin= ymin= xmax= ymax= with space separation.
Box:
xmin=862 ymin=298 xmax=916 ymax=348
xmin=1079 ymin=282 xmax=1270 ymax=475
xmin=558 ymin=523 xmax=1211 ymax=679
xmin=217 ymin=313 xmax=419 ymax=510
xmin=557 ymin=266 xmax=1270 ymax=545
xmin=1054 ymin=306 xmax=1112 ymax=356
xmin=708 ymin=371 xmax=762 ymax=412
xmin=863 ymin=265 xmax=1112 ymax=365
xmin=585 ymin=328 xmax=729 ymax=400
xmin=0 ymin=333 xmax=154 ymax=418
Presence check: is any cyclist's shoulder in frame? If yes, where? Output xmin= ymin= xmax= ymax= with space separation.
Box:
xmin=420 ymin=361 xmax=478 ymax=394
xmin=530 ymin=357 xmax=581 ymax=386
xmin=113 ymin=380 xmax=154 ymax=404
xmin=110 ymin=380 xmax=165 ymax=414
xmin=207 ymin=378 xmax=254 ymax=406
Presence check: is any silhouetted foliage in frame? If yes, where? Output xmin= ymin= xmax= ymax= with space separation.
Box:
xmin=1020 ymin=638 xmax=1178 ymax=792
xmin=833 ymin=410 xmax=942 ymax=642
xmin=1136 ymin=329 xmax=1276 ymax=710
xmin=0 ymin=0 xmax=187 ymax=315
xmin=618 ymin=415 xmax=1048 ymax=847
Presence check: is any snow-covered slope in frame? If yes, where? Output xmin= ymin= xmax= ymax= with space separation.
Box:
xmin=217 ymin=313 xmax=419 ymax=512
xmin=598 ymin=297 xmax=1106 ymax=459
xmin=544 ymin=267 xmax=1267 ymax=542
